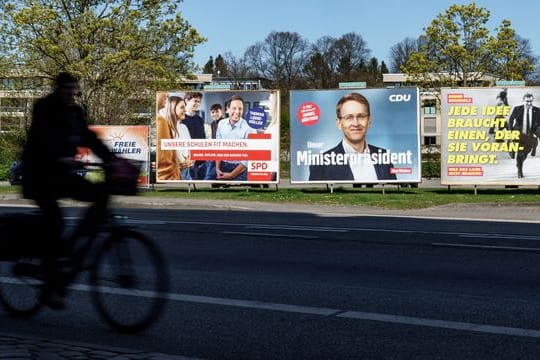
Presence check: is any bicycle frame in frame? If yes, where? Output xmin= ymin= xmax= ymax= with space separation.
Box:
xmin=1 ymin=161 xmax=169 ymax=332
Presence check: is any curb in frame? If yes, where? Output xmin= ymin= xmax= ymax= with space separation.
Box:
xmin=0 ymin=332 xmax=201 ymax=360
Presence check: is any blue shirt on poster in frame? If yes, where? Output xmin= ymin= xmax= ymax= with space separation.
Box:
xmin=216 ymin=118 xmax=256 ymax=167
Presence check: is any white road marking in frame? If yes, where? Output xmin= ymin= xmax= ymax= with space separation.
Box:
xmin=337 ymin=311 xmax=540 ymax=338
xmin=246 ymin=224 xmax=349 ymax=232
xmin=2 ymin=276 xmax=539 ymax=339
xmin=222 ymin=231 xmax=319 ymax=239
xmin=432 ymin=242 xmax=540 ymax=252
xmin=458 ymin=233 xmax=540 ymax=241
xmin=75 ymin=283 xmax=540 ymax=339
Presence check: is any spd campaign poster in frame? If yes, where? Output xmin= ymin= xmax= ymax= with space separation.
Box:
xmin=290 ymin=88 xmax=421 ymax=184
xmin=155 ymin=90 xmax=280 ymax=184
xmin=79 ymin=125 xmax=150 ymax=187
xmin=441 ymin=88 xmax=540 ymax=185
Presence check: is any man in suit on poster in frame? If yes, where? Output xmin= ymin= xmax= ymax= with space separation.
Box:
xmin=507 ymin=93 xmax=540 ymax=178
xmin=309 ymin=92 xmax=396 ymax=182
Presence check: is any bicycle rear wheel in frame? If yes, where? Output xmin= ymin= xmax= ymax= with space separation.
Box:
xmin=0 ymin=260 xmax=43 ymax=317
xmin=90 ymin=228 xmax=169 ymax=333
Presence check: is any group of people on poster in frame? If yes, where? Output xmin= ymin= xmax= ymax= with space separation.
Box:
xmin=156 ymin=91 xmax=258 ymax=182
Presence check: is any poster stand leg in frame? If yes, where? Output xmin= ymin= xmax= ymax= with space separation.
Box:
xmin=474 ymin=184 xmax=477 ymax=196
xmin=447 ymin=185 xmax=451 ymax=193
xmin=382 ymin=184 xmax=385 ymax=195
xmin=327 ymin=183 xmax=334 ymax=193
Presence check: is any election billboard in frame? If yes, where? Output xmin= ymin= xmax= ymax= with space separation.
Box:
xmin=79 ymin=125 xmax=150 ymax=187
xmin=155 ymin=90 xmax=280 ymax=184
xmin=290 ymin=88 xmax=421 ymax=184
xmin=441 ymin=87 xmax=540 ymax=185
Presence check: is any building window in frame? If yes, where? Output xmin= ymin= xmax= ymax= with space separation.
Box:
xmin=424 ymin=136 xmax=436 ymax=145
xmin=0 ymin=98 xmax=25 ymax=113
xmin=1 ymin=79 xmax=15 ymax=89
xmin=0 ymin=115 xmax=26 ymax=132
xmin=423 ymin=106 xmax=436 ymax=114
xmin=424 ymin=117 xmax=436 ymax=133
xmin=422 ymin=100 xmax=437 ymax=115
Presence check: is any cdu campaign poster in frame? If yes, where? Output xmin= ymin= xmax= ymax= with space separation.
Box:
xmin=290 ymin=88 xmax=421 ymax=184
xmin=441 ymin=87 xmax=540 ymax=185
xmin=155 ymin=90 xmax=280 ymax=184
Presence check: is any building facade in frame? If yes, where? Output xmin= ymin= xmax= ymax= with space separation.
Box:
xmin=382 ymin=73 xmax=498 ymax=149
xmin=0 ymin=72 xmax=215 ymax=132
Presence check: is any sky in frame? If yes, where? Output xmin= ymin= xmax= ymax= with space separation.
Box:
xmin=180 ymin=0 xmax=540 ymax=73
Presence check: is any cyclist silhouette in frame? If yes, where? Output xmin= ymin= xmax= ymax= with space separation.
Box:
xmin=22 ymin=72 xmax=113 ymax=309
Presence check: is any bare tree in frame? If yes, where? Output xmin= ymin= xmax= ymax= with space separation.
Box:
xmin=332 ymin=32 xmax=371 ymax=81
xmin=389 ymin=37 xmax=424 ymax=73
xmin=222 ymin=52 xmax=251 ymax=79
xmin=304 ymin=33 xmax=372 ymax=88
xmin=304 ymin=36 xmax=339 ymax=88
xmin=244 ymin=31 xmax=310 ymax=90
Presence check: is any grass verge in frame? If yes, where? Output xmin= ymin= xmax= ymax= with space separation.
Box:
xmin=2 ymin=184 xmax=539 ymax=210
xmin=138 ymin=185 xmax=540 ymax=210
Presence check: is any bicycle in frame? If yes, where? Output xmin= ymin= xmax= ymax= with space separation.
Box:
xmin=0 ymin=159 xmax=169 ymax=333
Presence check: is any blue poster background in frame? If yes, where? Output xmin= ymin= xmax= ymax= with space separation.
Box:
xmin=290 ymin=88 xmax=421 ymax=183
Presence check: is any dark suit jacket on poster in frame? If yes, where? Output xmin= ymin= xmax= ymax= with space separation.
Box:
xmin=183 ymin=113 xmax=206 ymax=139
xmin=508 ymin=105 xmax=540 ymax=136
xmin=308 ymin=141 xmax=397 ymax=181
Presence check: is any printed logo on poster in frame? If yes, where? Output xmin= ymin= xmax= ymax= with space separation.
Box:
xmin=296 ymin=102 xmax=320 ymax=126
xmin=388 ymin=93 xmax=412 ymax=102
xmin=79 ymin=125 xmax=150 ymax=187
xmin=246 ymin=107 xmax=268 ymax=129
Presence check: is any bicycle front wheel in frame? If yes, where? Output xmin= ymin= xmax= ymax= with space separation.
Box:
xmin=90 ymin=228 xmax=169 ymax=333
xmin=0 ymin=260 xmax=43 ymax=317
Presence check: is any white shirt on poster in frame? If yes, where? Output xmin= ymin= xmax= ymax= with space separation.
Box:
xmin=176 ymin=122 xmax=191 ymax=164
xmin=342 ymin=140 xmax=378 ymax=182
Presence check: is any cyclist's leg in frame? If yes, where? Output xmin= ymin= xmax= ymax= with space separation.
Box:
xmin=34 ymin=195 xmax=67 ymax=309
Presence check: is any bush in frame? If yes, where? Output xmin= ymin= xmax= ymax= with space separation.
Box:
xmin=0 ymin=163 xmax=10 ymax=181
xmin=0 ymin=130 xmax=26 ymax=181
xmin=422 ymin=160 xmax=441 ymax=178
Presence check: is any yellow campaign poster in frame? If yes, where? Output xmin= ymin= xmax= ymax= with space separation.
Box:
xmin=441 ymin=88 xmax=540 ymax=185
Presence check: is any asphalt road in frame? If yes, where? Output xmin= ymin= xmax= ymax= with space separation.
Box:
xmin=2 ymin=205 xmax=540 ymax=359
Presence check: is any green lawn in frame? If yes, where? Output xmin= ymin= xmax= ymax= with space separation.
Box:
xmin=3 ymin=184 xmax=539 ymax=210
xmin=139 ymin=185 xmax=540 ymax=210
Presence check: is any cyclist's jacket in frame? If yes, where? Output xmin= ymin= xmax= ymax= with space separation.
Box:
xmin=22 ymin=92 xmax=112 ymax=199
